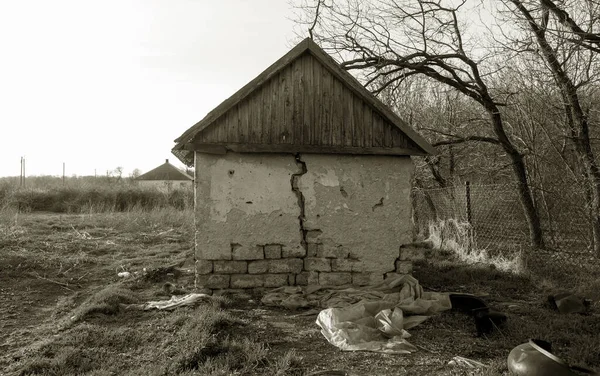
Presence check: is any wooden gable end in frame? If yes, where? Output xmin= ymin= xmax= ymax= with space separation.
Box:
xmin=189 ymin=52 xmax=423 ymax=155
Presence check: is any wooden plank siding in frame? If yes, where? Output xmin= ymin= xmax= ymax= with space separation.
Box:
xmin=302 ymin=53 xmax=313 ymax=146
xmin=292 ymin=56 xmax=304 ymax=145
xmin=320 ymin=59 xmax=332 ymax=146
xmin=190 ymin=52 xmax=421 ymax=154
xmin=342 ymin=86 xmax=354 ymax=146
xmin=352 ymin=96 xmax=364 ymax=147
xmin=311 ymin=54 xmax=321 ymax=145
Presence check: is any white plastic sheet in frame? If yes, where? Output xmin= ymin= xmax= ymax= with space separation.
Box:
xmin=263 ymin=274 xmax=451 ymax=353
xmin=143 ymin=293 xmax=210 ymax=310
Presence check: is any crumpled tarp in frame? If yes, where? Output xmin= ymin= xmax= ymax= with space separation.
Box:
xmin=143 ymin=293 xmax=210 ymax=310
xmin=261 ymin=274 xmax=451 ymax=353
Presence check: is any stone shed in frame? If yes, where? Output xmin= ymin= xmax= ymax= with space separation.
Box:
xmin=172 ymin=38 xmax=435 ymax=290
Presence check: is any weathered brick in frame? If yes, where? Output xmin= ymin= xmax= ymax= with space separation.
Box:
xmin=305 ymin=230 xmax=322 ymax=243
xmin=287 ymin=274 xmax=295 ymax=285
xmin=331 ymin=258 xmax=358 ymax=272
xmin=196 ymin=260 xmax=213 ymax=275
xmin=307 ymin=243 xmax=318 ymax=257
xmin=269 ymin=259 xmax=303 ymax=274
xmin=282 ymin=245 xmax=306 ymax=258
xmin=395 ymin=260 xmax=413 ymax=274
xmin=399 ymin=247 xmax=426 ymax=261
xmin=319 ymin=272 xmax=351 ymax=286
xmin=248 ymin=260 xmax=269 ymax=274
xmin=232 ymin=245 xmax=264 ymax=260
xmin=263 ymin=274 xmax=289 ymax=288
xmin=230 ymin=274 xmax=264 ymax=288
xmin=345 ymin=260 xmax=377 ymax=273
xmin=196 ymin=274 xmax=230 ymax=289
xmin=317 ymin=244 xmax=350 ymax=259
xmin=296 ymin=271 xmax=319 ymax=286
xmin=201 ymin=246 xmax=231 ymax=260
xmin=304 ymin=258 xmax=331 ymax=272
xmin=213 ymin=260 xmax=248 ymax=274
xmin=264 ymin=244 xmax=282 ymax=259
xmin=352 ymin=272 xmax=384 ymax=286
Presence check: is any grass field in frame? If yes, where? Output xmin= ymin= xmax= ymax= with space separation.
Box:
xmin=1 ymin=209 xmax=599 ymax=375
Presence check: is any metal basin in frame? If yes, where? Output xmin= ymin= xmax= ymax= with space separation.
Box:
xmin=507 ymin=339 xmax=580 ymax=376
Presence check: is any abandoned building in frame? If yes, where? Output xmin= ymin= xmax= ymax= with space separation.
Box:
xmin=172 ymin=38 xmax=436 ymax=290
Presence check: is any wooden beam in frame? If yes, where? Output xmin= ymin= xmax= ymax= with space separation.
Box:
xmin=184 ymin=142 xmax=426 ymax=156
xmin=185 ymin=144 xmax=227 ymax=154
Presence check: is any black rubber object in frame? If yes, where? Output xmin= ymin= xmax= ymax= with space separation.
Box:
xmin=449 ymin=293 xmax=507 ymax=336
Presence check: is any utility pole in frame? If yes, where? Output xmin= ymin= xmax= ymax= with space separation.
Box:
xmin=22 ymin=157 xmax=26 ymax=188
xmin=63 ymin=162 xmax=66 ymax=186
xmin=20 ymin=157 xmax=23 ymax=187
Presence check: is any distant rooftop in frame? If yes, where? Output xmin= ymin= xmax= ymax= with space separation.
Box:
xmin=137 ymin=159 xmax=193 ymax=181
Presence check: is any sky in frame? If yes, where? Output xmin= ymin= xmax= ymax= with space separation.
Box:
xmin=0 ymin=0 xmax=298 ymax=177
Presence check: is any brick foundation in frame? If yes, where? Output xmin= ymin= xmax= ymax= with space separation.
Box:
xmin=196 ymin=240 xmax=415 ymax=290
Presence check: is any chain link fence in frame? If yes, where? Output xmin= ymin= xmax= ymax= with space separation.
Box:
xmin=412 ymin=182 xmax=600 ymax=267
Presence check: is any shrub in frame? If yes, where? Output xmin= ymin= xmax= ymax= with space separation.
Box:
xmin=3 ymin=186 xmax=193 ymax=213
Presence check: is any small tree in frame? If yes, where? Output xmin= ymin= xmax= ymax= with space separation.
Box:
xmin=113 ymin=167 xmax=124 ymax=184
xmin=130 ymin=168 xmax=142 ymax=180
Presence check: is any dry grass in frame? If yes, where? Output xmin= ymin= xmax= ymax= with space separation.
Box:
xmin=0 ymin=212 xmax=303 ymax=376
xmin=412 ymin=247 xmax=600 ymax=373
xmin=426 ymin=219 xmax=526 ymax=273
xmin=2 ymin=211 xmax=599 ymax=375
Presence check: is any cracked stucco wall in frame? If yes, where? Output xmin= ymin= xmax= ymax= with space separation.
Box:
xmin=194 ymin=151 xmax=414 ymax=286
xmin=297 ymin=154 xmax=413 ymax=273
xmin=194 ymin=152 xmax=304 ymax=261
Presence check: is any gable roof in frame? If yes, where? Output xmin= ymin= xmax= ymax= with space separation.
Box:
xmin=172 ymin=38 xmax=436 ymax=166
xmin=137 ymin=160 xmax=193 ymax=181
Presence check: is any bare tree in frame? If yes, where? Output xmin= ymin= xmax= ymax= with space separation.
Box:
xmin=113 ymin=166 xmax=124 ymax=183
xmin=504 ymin=0 xmax=600 ymax=254
xmin=295 ymin=0 xmax=545 ymax=247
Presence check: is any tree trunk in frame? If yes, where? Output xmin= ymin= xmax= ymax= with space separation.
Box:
xmin=517 ymin=0 xmax=600 ymax=255
xmin=510 ymin=150 xmax=545 ymax=249
xmin=488 ymin=108 xmax=545 ymax=248
xmin=577 ymin=141 xmax=600 ymax=256
xmin=561 ymin=90 xmax=600 ymax=256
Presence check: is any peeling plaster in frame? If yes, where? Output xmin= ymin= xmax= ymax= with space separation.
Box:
xmin=194 ymin=152 xmax=414 ymax=277
xmin=194 ymin=153 xmax=302 ymax=262
xmin=372 ymin=197 xmax=384 ymax=211
xmin=298 ymin=154 xmax=414 ymax=273
xmin=208 ymin=157 xmax=298 ymax=222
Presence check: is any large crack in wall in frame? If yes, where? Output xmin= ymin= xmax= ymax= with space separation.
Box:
xmin=291 ymin=153 xmax=308 ymax=250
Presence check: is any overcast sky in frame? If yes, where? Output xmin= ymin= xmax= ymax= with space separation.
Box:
xmin=0 ymin=0 xmax=298 ymax=177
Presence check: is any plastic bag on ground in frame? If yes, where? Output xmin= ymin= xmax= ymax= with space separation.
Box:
xmin=262 ymin=274 xmax=452 ymax=354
